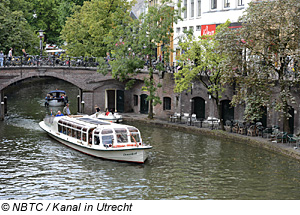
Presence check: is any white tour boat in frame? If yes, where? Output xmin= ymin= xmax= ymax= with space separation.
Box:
xmin=39 ymin=115 xmax=152 ymax=163
xmin=45 ymin=90 xmax=67 ymax=107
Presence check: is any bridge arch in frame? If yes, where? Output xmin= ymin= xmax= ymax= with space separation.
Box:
xmin=0 ymin=67 xmax=153 ymax=118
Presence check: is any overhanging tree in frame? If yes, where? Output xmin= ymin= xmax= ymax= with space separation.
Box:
xmin=102 ymin=0 xmax=181 ymax=119
xmin=0 ymin=1 xmax=39 ymax=55
xmin=61 ymin=0 xmax=133 ymax=57
xmin=174 ymin=22 xmax=230 ymax=129
xmin=219 ymin=0 xmax=300 ymax=133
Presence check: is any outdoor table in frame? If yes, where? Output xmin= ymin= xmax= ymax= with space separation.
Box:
xmin=207 ymin=118 xmax=219 ymax=130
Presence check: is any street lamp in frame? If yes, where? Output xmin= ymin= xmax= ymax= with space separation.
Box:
xmin=189 ymin=98 xmax=193 ymax=126
xmin=38 ymin=30 xmax=44 ymax=58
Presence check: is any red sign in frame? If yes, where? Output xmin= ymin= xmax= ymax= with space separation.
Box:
xmin=201 ymin=24 xmax=216 ymax=36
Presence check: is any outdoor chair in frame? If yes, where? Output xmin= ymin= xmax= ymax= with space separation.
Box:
xmin=224 ymin=120 xmax=232 ymax=132
xmin=232 ymin=121 xmax=239 ymax=133
xmin=247 ymin=125 xmax=256 ymax=136
xmin=194 ymin=118 xmax=204 ymax=127
xmin=169 ymin=112 xmax=179 ymax=123
xmin=287 ymin=134 xmax=300 ymax=147
xmin=255 ymin=122 xmax=264 ymax=137
xmin=238 ymin=122 xmax=246 ymax=135
xmin=187 ymin=114 xmax=197 ymax=126
xmin=174 ymin=113 xmax=181 ymax=123
xmin=181 ymin=113 xmax=190 ymax=124
xmin=276 ymin=132 xmax=288 ymax=143
xmin=262 ymin=127 xmax=273 ymax=138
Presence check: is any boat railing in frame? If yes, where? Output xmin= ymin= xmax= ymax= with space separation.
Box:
xmin=44 ymin=115 xmax=55 ymax=125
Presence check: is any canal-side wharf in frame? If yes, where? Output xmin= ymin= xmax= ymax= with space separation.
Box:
xmin=122 ymin=113 xmax=300 ymax=162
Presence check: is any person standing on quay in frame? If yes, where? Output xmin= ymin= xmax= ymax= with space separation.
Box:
xmin=0 ymin=51 xmax=4 ymax=67
xmin=8 ymin=48 xmax=13 ymax=61
xmin=63 ymin=103 xmax=71 ymax=116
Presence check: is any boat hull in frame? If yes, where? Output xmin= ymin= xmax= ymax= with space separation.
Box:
xmin=48 ymin=99 xmax=64 ymax=107
xmin=39 ymin=121 xmax=150 ymax=163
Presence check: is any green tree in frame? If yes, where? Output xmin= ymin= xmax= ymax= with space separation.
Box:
xmin=0 ymin=1 xmax=39 ymax=55
xmin=61 ymin=0 xmax=133 ymax=57
xmin=219 ymin=0 xmax=300 ymax=133
xmin=174 ymin=22 xmax=230 ymax=129
xmin=102 ymin=0 xmax=181 ymax=119
xmin=8 ymin=0 xmax=85 ymax=45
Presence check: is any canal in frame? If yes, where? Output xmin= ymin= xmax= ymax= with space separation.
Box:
xmin=1 ymin=77 xmax=300 ymax=200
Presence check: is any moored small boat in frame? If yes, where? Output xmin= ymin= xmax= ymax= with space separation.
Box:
xmin=91 ymin=112 xmax=123 ymax=123
xmin=45 ymin=90 xmax=67 ymax=107
xmin=39 ymin=115 xmax=152 ymax=163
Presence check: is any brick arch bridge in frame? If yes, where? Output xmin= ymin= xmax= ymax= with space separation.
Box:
xmin=0 ymin=66 xmax=157 ymax=119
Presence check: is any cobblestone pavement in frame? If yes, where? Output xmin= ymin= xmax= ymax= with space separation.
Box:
xmin=122 ymin=113 xmax=300 ymax=162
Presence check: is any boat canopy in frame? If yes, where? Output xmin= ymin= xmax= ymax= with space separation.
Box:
xmin=57 ymin=118 xmax=93 ymax=130
xmin=49 ymin=90 xmax=66 ymax=94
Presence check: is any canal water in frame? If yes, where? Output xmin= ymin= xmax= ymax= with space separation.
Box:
xmin=1 ymin=77 xmax=300 ymax=200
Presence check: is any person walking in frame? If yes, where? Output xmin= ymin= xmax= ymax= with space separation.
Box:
xmin=0 ymin=51 xmax=4 ymax=67
xmin=8 ymin=48 xmax=13 ymax=61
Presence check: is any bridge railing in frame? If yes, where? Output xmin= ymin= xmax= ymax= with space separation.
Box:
xmin=1 ymin=55 xmax=100 ymax=68
xmin=0 ymin=55 xmax=180 ymax=74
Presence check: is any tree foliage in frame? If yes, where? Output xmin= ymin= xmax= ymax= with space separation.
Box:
xmin=61 ymin=0 xmax=133 ymax=57
xmin=218 ymin=0 xmax=300 ymax=132
xmin=174 ymin=22 xmax=230 ymax=128
xmin=0 ymin=1 xmax=39 ymax=55
xmin=102 ymin=0 xmax=181 ymax=119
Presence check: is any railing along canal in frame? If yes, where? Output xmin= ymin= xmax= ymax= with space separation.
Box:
xmin=1 ymin=55 xmax=100 ymax=68
xmin=0 ymin=55 xmax=179 ymax=73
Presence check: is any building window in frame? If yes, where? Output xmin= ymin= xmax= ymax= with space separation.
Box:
xmin=197 ymin=0 xmax=201 ymax=16
xmin=211 ymin=0 xmax=217 ymax=9
xmin=134 ymin=95 xmax=138 ymax=106
xmin=189 ymin=26 xmax=194 ymax=33
xmin=238 ymin=0 xmax=244 ymax=6
xmin=191 ymin=0 xmax=194 ymax=18
xmin=176 ymin=27 xmax=180 ymax=33
xmin=178 ymin=0 xmax=181 ymax=15
xmin=196 ymin=25 xmax=201 ymax=31
xmin=224 ymin=0 xmax=230 ymax=8
xmin=183 ymin=0 xmax=187 ymax=18
xmin=163 ymin=97 xmax=171 ymax=110
xmin=183 ymin=27 xmax=187 ymax=32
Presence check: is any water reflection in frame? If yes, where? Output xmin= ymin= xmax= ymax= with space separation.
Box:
xmin=1 ymin=77 xmax=300 ymax=199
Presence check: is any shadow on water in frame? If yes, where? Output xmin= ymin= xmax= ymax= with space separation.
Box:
xmin=1 ymin=77 xmax=300 ymax=199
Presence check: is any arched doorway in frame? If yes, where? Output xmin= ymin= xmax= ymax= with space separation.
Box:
xmin=116 ymin=90 xmax=124 ymax=113
xmin=259 ymin=106 xmax=267 ymax=128
xmin=221 ymin=100 xmax=234 ymax=122
xmin=193 ymin=97 xmax=205 ymax=119
xmin=106 ymin=89 xmax=124 ymax=113
xmin=140 ymin=94 xmax=149 ymax=114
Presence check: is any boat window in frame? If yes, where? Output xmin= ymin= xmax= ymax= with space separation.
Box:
xmin=94 ymin=135 xmax=100 ymax=145
xmin=101 ymin=129 xmax=113 ymax=134
xmin=72 ymin=129 xmax=77 ymax=138
xmin=128 ymin=127 xmax=139 ymax=133
xmin=114 ymin=128 xmax=128 ymax=143
xmin=58 ymin=124 xmax=62 ymax=133
xmin=82 ymin=133 xmax=86 ymax=142
xmin=114 ymin=128 xmax=127 ymax=133
xmin=102 ymin=135 xmax=113 ymax=145
xmin=130 ymin=133 xmax=141 ymax=143
xmin=88 ymin=129 xmax=94 ymax=144
xmin=67 ymin=128 xmax=71 ymax=136
xmin=116 ymin=133 xmax=128 ymax=143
